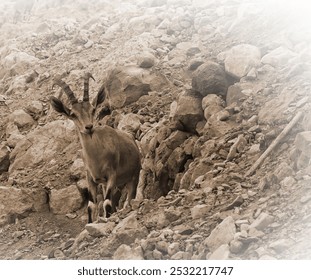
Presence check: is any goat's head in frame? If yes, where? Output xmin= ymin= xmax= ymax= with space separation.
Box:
xmin=50 ymin=73 xmax=106 ymax=135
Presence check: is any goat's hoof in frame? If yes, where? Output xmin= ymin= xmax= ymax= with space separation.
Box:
xmin=97 ymin=216 xmax=108 ymax=223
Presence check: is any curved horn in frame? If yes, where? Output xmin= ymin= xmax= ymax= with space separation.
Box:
xmin=83 ymin=72 xmax=95 ymax=102
xmin=53 ymin=77 xmax=78 ymax=104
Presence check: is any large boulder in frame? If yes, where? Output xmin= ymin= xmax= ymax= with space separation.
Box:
xmin=192 ymin=61 xmax=228 ymax=97
xmin=0 ymin=186 xmax=48 ymax=226
xmin=2 ymin=49 xmax=39 ymax=75
xmin=204 ymin=216 xmax=236 ymax=251
xmin=105 ymin=66 xmax=150 ymax=108
xmin=105 ymin=65 xmax=168 ymax=109
xmin=49 ymin=185 xmax=83 ymax=214
xmin=8 ymin=109 xmax=35 ymax=130
xmin=170 ymin=89 xmax=204 ymax=133
xmin=9 ymin=120 xmax=77 ymax=175
xmin=223 ymin=44 xmax=261 ymax=79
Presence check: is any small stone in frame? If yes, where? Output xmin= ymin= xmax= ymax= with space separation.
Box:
xmin=248 ymin=125 xmax=261 ymax=133
xmin=113 ymin=212 xmax=140 ymax=233
xmin=185 ymin=243 xmax=194 ymax=254
xmin=152 ymin=249 xmax=163 ymax=260
xmin=222 ymin=196 xmax=244 ymax=211
xmin=70 ymin=159 xmax=85 ymax=179
xmin=137 ymin=52 xmax=156 ymax=68
xmin=85 ymin=222 xmax=115 ymax=237
xmin=248 ymin=115 xmax=258 ymax=124
xmin=117 ymin=113 xmax=142 ymax=134
xmin=164 ymin=209 xmax=182 ymax=223
xmin=296 ymin=96 xmax=309 ymax=108
xmin=280 ymin=176 xmax=296 ymax=188
xmin=235 ymin=219 xmax=249 ymax=226
xmin=247 ymin=144 xmax=261 ymax=155
xmin=255 ymin=247 xmax=269 ymax=258
xmin=191 ymin=204 xmax=211 ymax=219
xmin=48 ymin=249 xmax=55 ymax=259
xmin=208 ymin=244 xmax=230 ymax=260
xmin=155 ymin=241 xmax=169 ymax=254
xmin=54 ymin=249 xmax=66 ymax=259
xmin=9 ymin=109 xmax=34 ymax=129
xmin=113 ymin=244 xmax=144 ymax=260
xmin=186 ymin=47 xmax=201 ymax=56
xmin=12 ymin=231 xmax=25 ymax=239
xmin=84 ymin=40 xmax=93 ymax=49
xmin=240 ymin=224 xmax=249 ymax=232
xmin=229 ymin=239 xmax=244 ymax=254
xmin=226 ymin=135 xmax=247 ymax=161
xmin=250 ymin=212 xmax=274 ymax=231
xmin=175 ymin=225 xmax=194 ymax=235
xmin=63 ymin=239 xmax=75 ymax=250
xmin=269 ymin=239 xmax=294 ymax=253
xmin=168 ymin=242 xmax=180 ymax=256
xmin=247 ymin=190 xmax=257 ymax=197
xmin=273 ymin=162 xmax=295 ymax=182
xmin=27 ymin=100 xmax=43 ymax=115
xmin=171 ymin=251 xmax=184 ymax=260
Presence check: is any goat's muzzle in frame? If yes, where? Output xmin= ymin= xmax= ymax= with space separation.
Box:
xmin=83 ymin=124 xmax=94 ymax=135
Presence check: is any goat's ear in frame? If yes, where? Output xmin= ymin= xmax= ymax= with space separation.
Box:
xmin=93 ymin=84 xmax=106 ymax=107
xmin=50 ymin=96 xmax=71 ymax=116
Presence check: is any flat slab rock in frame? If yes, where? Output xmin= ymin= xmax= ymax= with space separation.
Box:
xmin=204 ymin=216 xmax=236 ymax=252
xmin=0 ymin=186 xmax=47 ymax=226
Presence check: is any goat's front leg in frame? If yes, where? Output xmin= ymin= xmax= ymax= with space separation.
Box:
xmin=86 ymin=171 xmax=99 ymax=223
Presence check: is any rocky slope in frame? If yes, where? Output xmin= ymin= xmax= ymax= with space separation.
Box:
xmin=0 ymin=0 xmax=311 ymax=260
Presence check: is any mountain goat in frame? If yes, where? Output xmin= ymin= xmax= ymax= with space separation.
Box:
xmin=50 ymin=73 xmax=141 ymax=222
